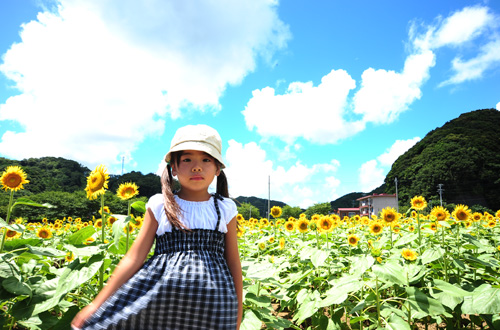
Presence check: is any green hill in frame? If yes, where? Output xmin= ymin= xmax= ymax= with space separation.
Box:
xmin=2 ymin=108 xmax=499 ymax=218
xmin=383 ymin=108 xmax=500 ymax=210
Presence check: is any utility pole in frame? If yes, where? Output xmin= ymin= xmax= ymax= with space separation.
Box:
xmin=437 ymin=184 xmax=444 ymax=206
xmin=121 ymin=156 xmax=125 ymax=175
xmin=267 ymin=175 xmax=271 ymax=222
xmin=395 ymin=177 xmax=399 ymax=213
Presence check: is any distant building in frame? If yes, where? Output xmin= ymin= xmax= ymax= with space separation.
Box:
xmin=337 ymin=208 xmax=360 ymax=219
xmin=357 ymin=193 xmax=397 ymax=217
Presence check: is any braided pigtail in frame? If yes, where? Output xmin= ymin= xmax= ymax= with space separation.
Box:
xmin=161 ymin=155 xmax=189 ymax=231
xmin=216 ymin=170 xmax=229 ymax=198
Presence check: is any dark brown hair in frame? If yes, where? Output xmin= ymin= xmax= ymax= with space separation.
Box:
xmin=161 ymin=151 xmax=229 ymax=230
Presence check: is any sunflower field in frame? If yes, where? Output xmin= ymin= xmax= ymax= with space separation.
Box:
xmin=1 ymin=166 xmax=500 ymax=329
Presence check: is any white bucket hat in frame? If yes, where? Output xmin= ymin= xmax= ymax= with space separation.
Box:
xmin=165 ymin=124 xmax=226 ymax=169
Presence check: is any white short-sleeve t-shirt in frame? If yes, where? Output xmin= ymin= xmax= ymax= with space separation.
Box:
xmin=146 ymin=194 xmax=238 ymax=236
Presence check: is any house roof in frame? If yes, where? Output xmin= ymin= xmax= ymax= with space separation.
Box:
xmin=356 ymin=193 xmax=396 ymax=201
xmin=338 ymin=208 xmax=360 ymax=211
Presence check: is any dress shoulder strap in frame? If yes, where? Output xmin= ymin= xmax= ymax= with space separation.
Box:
xmin=212 ymin=193 xmax=223 ymax=231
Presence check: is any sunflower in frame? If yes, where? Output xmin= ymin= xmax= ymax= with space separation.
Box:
xmin=410 ymin=196 xmax=427 ymax=211
xmin=402 ymin=248 xmax=418 ymax=261
xmin=309 ymin=221 xmax=318 ymax=231
xmin=65 ymin=251 xmax=75 ymax=263
xmin=279 ymin=237 xmax=285 ymax=250
xmin=85 ymin=237 xmax=95 ymax=245
xmin=495 ymin=210 xmax=500 ymax=219
xmin=36 ymin=227 xmax=52 ymax=239
xmin=5 ymin=229 xmax=21 ymax=240
xmin=369 ymin=222 xmax=383 ymax=235
xmin=116 ymin=182 xmax=139 ymax=200
xmin=452 ymin=204 xmax=471 ymax=221
xmin=108 ymin=216 xmax=117 ymax=226
xmin=429 ymin=222 xmax=437 ymax=231
xmin=284 ymin=221 xmax=295 ymax=232
xmin=391 ymin=223 xmax=401 ymax=233
xmin=268 ymin=236 xmax=275 ymax=244
xmin=486 ymin=220 xmax=496 ymax=228
xmin=347 ymin=234 xmax=359 ymax=246
xmin=123 ymin=224 xmax=135 ymax=234
xmin=132 ymin=217 xmax=143 ymax=228
xmin=260 ymin=218 xmax=269 ymax=227
xmin=471 ymin=212 xmax=483 ymax=222
xmin=431 ymin=206 xmax=450 ymax=221
xmin=318 ymin=217 xmax=334 ymax=233
xmin=258 ymin=242 xmax=266 ymax=251
xmin=236 ymin=214 xmax=244 ymax=222
xmin=270 ymin=206 xmax=282 ymax=218
xmin=297 ymin=218 xmax=310 ymax=233
xmin=361 ymin=216 xmax=370 ymax=226
xmin=94 ymin=219 xmax=103 ymax=229
xmin=381 ymin=207 xmax=399 ymax=224
xmin=85 ymin=164 xmax=109 ymax=200
xmin=99 ymin=206 xmax=111 ymax=215
xmin=0 ymin=166 xmax=30 ymax=191
xmin=311 ymin=214 xmax=321 ymax=222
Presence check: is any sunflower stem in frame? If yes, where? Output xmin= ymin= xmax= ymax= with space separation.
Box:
xmin=126 ymin=200 xmax=131 ymax=253
xmin=99 ymin=193 xmax=106 ymax=291
xmin=0 ymin=190 xmax=14 ymax=253
xmin=416 ymin=212 xmax=422 ymax=254
xmin=375 ymin=276 xmax=381 ymax=328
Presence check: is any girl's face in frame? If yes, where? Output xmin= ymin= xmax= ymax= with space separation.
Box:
xmin=171 ymin=150 xmax=220 ymax=198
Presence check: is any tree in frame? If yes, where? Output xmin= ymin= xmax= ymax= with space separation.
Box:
xmin=305 ymin=202 xmax=331 ymax=217
xmin=281 ymin=205 xmax=303 ymax=219
xmin=237 ymin=202 xmax=260 ymax=220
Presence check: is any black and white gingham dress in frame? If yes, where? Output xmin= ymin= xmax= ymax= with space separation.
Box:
xmin=81 ymin=194 xmax=238 ymax=330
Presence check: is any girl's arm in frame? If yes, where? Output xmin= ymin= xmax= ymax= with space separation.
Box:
xmin=225 ymin=217 xmax=243 ymax=330
xmin=71 ymin=208 xmax=159 ymax=328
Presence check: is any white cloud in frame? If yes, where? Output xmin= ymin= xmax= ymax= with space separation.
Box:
xmin=352 ymin=50 xmax=435 ymax=125
xmin=439 ymin=39 xmax=500 ymax=86
xmin=359 ymin=160 xmax=385 ymax=193
xmin=0 ymin=0 xmax=290 ymax=168
xmin=242 ymin=69 xmax=365 ymax=144
xmin=431 ymin=6 xmax=494 ymax=48
xmin=243 ymin=5 xmax=499 ymax=145
xmin=224 ymin=139 xmax=340 ymax=208
xmin=377 ymin=137 xmax=421 ymax=166
xmin=358 ymin=137 xmax=420 ymax=192
xmin=421 ymin=5 xmax=500 ymax=86
xmin=496 ymin=102 xmax=500 ymax=110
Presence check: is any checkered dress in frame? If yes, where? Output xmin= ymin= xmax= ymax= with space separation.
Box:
xmin=81 ymin=194 xmax=238 ymax=330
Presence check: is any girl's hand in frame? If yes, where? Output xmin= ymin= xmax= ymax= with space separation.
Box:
xmin=71 ymin=303 xmax=98 ymax=329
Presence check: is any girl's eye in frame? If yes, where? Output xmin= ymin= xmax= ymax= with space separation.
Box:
xmin=181 ymin=158 xmax=191 ymax=162
xmin=203 ymin=158 xmax=212 ymax=162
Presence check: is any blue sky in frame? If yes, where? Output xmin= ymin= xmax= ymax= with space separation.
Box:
xmin=1 ymin=0 xmax=499 ymax=208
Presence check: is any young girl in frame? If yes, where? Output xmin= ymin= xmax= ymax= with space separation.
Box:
xmin=72 ymin=124 xmax=243 ymax=330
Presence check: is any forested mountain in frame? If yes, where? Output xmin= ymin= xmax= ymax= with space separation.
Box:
xmin=0 ymin=157 xmax=159 ymax=220
xmin=330 ymin=192 xmax=365 ymax=210
xmin=383 ymin=108 xmax=500 ymax=210
xmin=2 ymin=108 xmax=499 ymax=219
xmin=0 ymin=157 xmax=89 ymax=194
xmin=0 ymin=157 xmax=162 ymax=197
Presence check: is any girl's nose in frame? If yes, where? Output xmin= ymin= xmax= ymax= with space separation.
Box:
xmin=192 ymin=163 xmax=202 ymax=172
